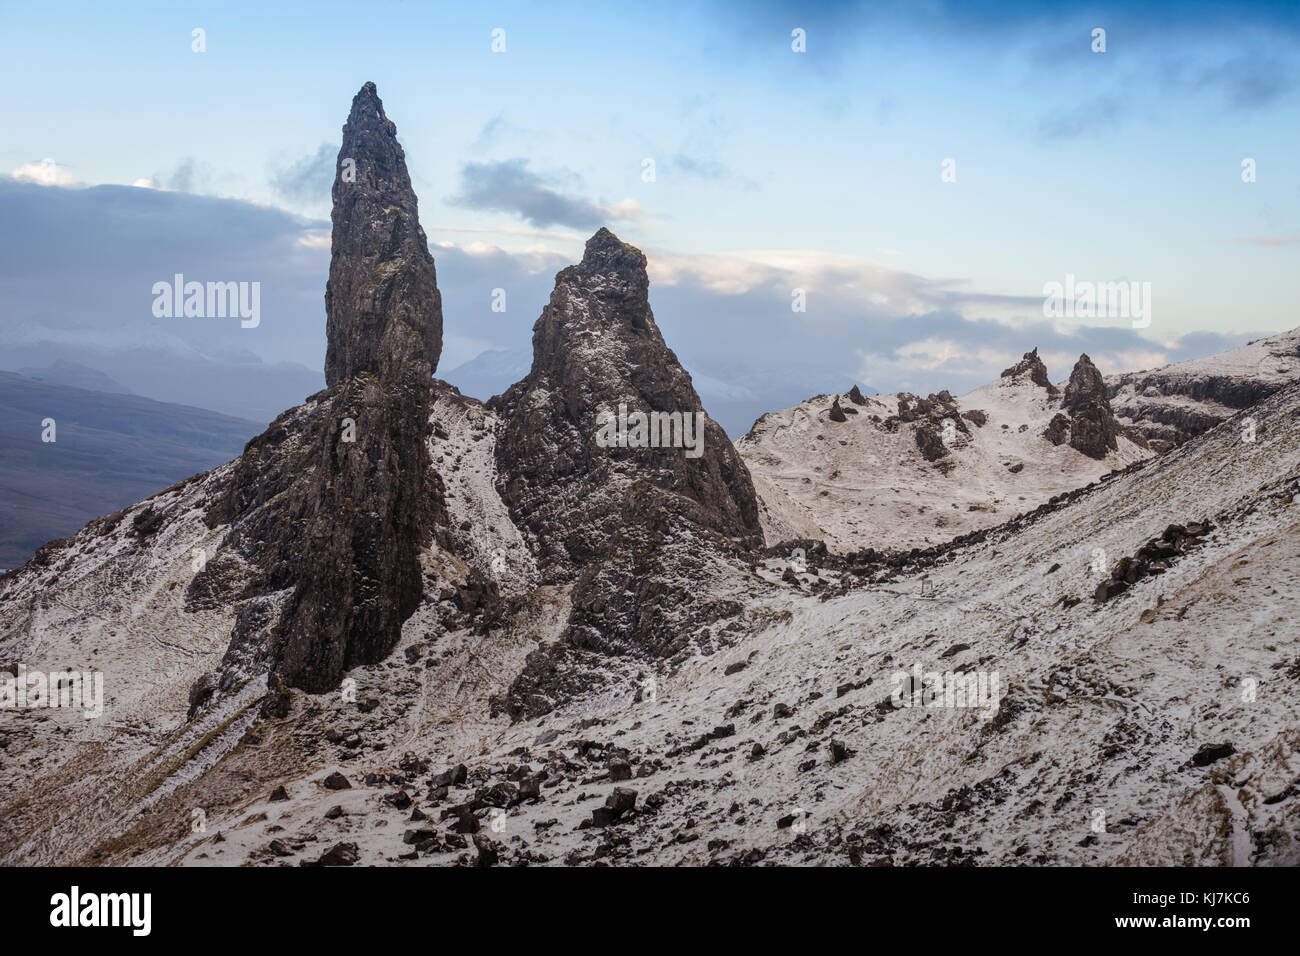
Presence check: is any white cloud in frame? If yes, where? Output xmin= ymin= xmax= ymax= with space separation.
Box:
xmin=12 ymin=158 xmax=79 ymax=188
xmin=599 ymin=198 xmax=644 ymax=220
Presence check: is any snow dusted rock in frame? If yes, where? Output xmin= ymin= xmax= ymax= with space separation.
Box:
xmin=490 ymin=227 xmax=762 ymax=581
xmin=427 ymin=382 xmax=539 ymax=597
xmin=737 ymin=351 xmax=1148 ymax=551
xmin=1000 ymin=347 xmax=1058 ymax=396
xmin=202 ymin=82 xmax=444 ymax=693
xmin=489 ymin=229 xmax=767 ymax=719
xmin=1107 ymin=326 xmax=1300 ymax=451
xmin=1049 ymin=354 xmax=1121 ymax=460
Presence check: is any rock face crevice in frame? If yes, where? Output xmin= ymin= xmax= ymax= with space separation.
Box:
xmin=199 ymin=83 xmax=444 ymax=694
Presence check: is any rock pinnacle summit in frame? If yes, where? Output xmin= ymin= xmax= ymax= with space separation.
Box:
xmin=325 ymin=81 xmax=443 ymax=385
xmin=198 ymin=83 xmax=445 ymax=694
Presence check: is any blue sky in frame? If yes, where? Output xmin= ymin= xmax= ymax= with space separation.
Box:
xmin=2 ymin=0 xmax=1297 ymax=431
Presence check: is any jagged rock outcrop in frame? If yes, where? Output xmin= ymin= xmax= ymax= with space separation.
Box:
xmin=325 ymin=82 xmax=443 ymax=384
xmin=1042 ymin=412 xmax=1072 ymax=447
xmin=1001 ymin=348 xmax=1058 ymax=396
xmin=828 ymin=397 xmax=848 ymax=422
xmin=1056 ymin=354 xmax=1120 ymax=460
xmin=500 ymin=480 xmax=759 ymax=721
xmin=197 ymin=83 xmax=444 ymax=693
xmin=914 ymin=423 xmax=949 ymax=462
xmin=490 ymin=227 xmax=762 ymax=581
xmin=848 ymin=385 xmax=868 ymax=405
xmin=1093 ymin=520 xmax=1214 ymax=603
xmin=490 ymin=228 xmax=765 ymax=719
xmin=881 ymin=391 xmax=967 ymax=465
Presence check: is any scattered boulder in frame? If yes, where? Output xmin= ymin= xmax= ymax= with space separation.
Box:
xmin=316 ymin=842 xmax=360 ymax=867
xmin=1192 ymin=742 xmax=1235 ymax=767
xmin=323 ymin=772 xmax=352 ymax=791
xmin=474 ymin=834 xmax=500 ymax=867
xmin=432 ymin=764 xmax=468 ymax=788
xmin=592 ymin=787 xmax=638 ymax=827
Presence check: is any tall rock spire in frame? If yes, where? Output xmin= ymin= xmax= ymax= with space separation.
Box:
xmin=325 ymin=81 xmax=442 ymax=385
xmin=199 ymin=83 xmax=443 ymax=694
xmin=491 ymin=227 xmax=762 ymax=579
xmin=1061 ymin=353 xmax=1120 ymax=459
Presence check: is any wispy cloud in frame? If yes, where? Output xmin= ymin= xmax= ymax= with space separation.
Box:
xmin=1035 ymin=95 xmax=1125 ymax=142
xmin=449 ymin=158 xmax=641 ymax=230
xmin=271 ymin=142 xmax=338 ymax=206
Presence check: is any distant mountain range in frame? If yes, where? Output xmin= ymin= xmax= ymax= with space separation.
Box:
xmin=0 ymin=372 xmax=259 ymax=567
xmin=0 ymin=341 xmax=323 ymax=426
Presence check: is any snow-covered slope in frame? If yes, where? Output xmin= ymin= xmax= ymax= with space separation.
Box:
xmin=428 ymin=383 xmax=539 ymax=597
xmin=9 ymin=376 xmax=1289 ymax=868
xmin=1107 ymin=326 xmax=1300 ymax=451
xmin=738 ymin=358 xmax=1149 ymax=551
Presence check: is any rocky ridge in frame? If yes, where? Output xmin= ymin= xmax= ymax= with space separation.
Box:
xmin=1106 ymin=327 xmax=1300 ymax=451
xmin=737 ymin=350 xmax=1149 ymax=552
